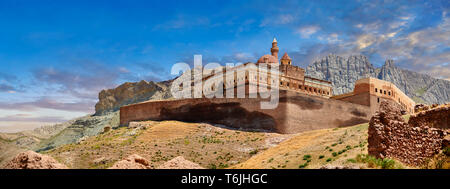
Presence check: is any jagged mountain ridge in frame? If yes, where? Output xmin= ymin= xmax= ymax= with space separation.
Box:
xmin=306 ymin=54 xmax=450 ymax=104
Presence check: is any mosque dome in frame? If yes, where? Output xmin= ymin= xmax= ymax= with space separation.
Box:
xmin=256 ymin=54 xmax=278 ymax=64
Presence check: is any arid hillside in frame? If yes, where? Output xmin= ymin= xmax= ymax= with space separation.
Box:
xmin=232 ymin=122 xmax=408 ymax=169
xmin=43 ymin=121 xmax=293 ymax=169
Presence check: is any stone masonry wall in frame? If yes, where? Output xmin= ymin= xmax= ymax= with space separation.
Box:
xmin=368 ymin=101 xmax=448 ymax=166
xmin=120 ymin=90 xmax=372 ymax=134
xmin=409 ymin=104 xmax=449 ymax=130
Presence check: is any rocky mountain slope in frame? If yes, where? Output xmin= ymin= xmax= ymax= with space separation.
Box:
xmin=306 ymin=54 xmax=450 ymax=104
xmin=0 ymin=112 xmax=119 ymax=166
xmin=95 ymin=80 xmax=173 ymax=115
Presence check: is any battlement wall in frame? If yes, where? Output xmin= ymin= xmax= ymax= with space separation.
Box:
xmin=120 ymin=90 xmax=371 ymax=134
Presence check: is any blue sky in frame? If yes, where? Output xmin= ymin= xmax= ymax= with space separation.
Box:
xmin=0 ymin=0 xmax=448 ymax=131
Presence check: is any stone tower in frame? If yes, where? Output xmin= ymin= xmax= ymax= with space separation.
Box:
xmin=271 ymin=37 xmax=279 ymax=59
xmin=281 ymin=52 xmax=292 ymax=65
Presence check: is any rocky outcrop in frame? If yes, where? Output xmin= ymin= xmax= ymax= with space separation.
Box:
xmin=2 ymin=151 xmax=68 ymax=169
xmin=368 ymin=101 xmax=448 ymax=166
xmin=35 ymin=112 xmax=119 ymax=152
xmin=306 ymin=54 xmax=376 ymax=95
xmin=306 ymin=54 xmax=450 ymax=104
xmin=157 ymin=156 xmax=204 ymax=169
xmin=95 ymin=80 xmax=172 ymax=115
xmin=108 ymin=154 xmax=151 ymax=169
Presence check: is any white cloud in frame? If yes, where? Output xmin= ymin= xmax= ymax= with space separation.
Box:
xmin=118 ymin=67 xmax=130 ymax=74
xmin=279 ymin=14 xmax=294 ymax=24
xmin=318 ymin=33 xmax=341 ymax=43
xmin=297 ymin=25 xmax=320 ymax=38
xmin=355 ymin=34 xmax=377 ymax=49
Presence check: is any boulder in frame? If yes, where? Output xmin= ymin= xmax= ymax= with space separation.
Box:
xmin=157 ymin=156 xmax=204 ymax=169
xmin=108 ymin=154 xmax=150 ymax=169
xmin=2 ymin=151 xmax=68 ymax=169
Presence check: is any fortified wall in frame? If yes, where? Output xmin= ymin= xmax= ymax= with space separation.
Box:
xmin=119 ymin=39 xmax=417 ymax=135
xmin=368 ymin=102 xmax=448 ymax=166
xmin=332 ymin=77 xmax=415 ymax=115
xmin=120 ymin=90 xmax=371 ymax=134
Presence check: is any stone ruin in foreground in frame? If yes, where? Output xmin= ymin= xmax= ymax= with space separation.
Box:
xmin=368 ymin=101 xmax=449 ymax=166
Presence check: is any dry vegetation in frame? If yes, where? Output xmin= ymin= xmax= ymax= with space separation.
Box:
xmin=232 ymin=122 xmax=408 ymax=169
xmin=44 ymin=121 xmax=292 ymax=169
xmin=4 ymin=117 xmax=416 ymax=169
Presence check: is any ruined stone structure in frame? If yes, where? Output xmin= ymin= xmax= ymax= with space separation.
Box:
xmin=120 ymin=39 xmax=417 ymax=134
xmin=409 ymin=104 xmax=449 ymax=130
xmin=368 ymin=101 xmax=448 ymax=166
xmin=332 ymin=77 xmax=416 ymax=115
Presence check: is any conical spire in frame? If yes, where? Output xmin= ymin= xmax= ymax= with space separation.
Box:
xmin=273 ymin=37 xmax=277 ymax=43
xmin=281 ymin=52 xmax=291 ymax=60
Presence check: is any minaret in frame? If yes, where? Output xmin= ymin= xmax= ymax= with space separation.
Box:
xmin=271 ymin=37 xmax=279 ymax=59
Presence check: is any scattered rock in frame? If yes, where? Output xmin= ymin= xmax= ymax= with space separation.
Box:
xmin=2 ymin=151 xmax=68 ymax=169
xmin=77 ymin=136 xmax=89 ymax=144
xmin=108 ymin=154 xmax=150 ymax=169
xmin=103 ymin=126 xmax=111 ymax=133
xmin=93 ymin=157 xmax=108 ymax=165
xmin=320 ymin=165 xmax=360 ymax=169
xmin=157 ymin=156 xmax=204 ymax=169
xmin=129 ymin=122 xmax=148 ymax=129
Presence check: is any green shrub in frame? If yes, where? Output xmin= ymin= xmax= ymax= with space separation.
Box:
xmin=208 ymin=163 xmax=217 ymax=169
xmin=355 ymin=154 xmax=402 ymax=169
xmin=326 ymin=158 xmax=332 ymax=162
xmin=298 ymin=163 xmax=308 ymax=168
xmin=443 ymin=147 xmax=450 ymax=156
xmin=332 ymin=152 xmax=338 ymax=157
xmin=249 ymin=149 xmax=259 ymax=155
xmin=319 ymin=155 xmax=325 ymax=159
xmin=303 ymin=155 xmax=311 ymax=160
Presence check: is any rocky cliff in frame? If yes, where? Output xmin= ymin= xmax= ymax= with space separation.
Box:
xmin=306 ymin=54 xmax=450 ymax=104
xmin=94 ymin=80 xmax=173 ymax=115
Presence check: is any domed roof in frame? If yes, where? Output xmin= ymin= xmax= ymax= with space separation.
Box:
xmin=257 ymin=54 xmax=278 ymax=64
xmin=281 ymin=52 xmax=291 ymax=60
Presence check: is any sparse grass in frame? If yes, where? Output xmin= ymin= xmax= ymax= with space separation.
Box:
xmin=444 ymin=147 xmax=450 ymax=156
xmin=234 ymin=122 xmax=371 ymax=169
xmin=249 ymin=149 xmax=259 ymax=155
xmin=355 ymin=154 xmax=403 ymax=169
xmin=298 ymin=162 xmax=308 ymax=168
xmin=44 ymin=120 xmax=279 ymax=169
